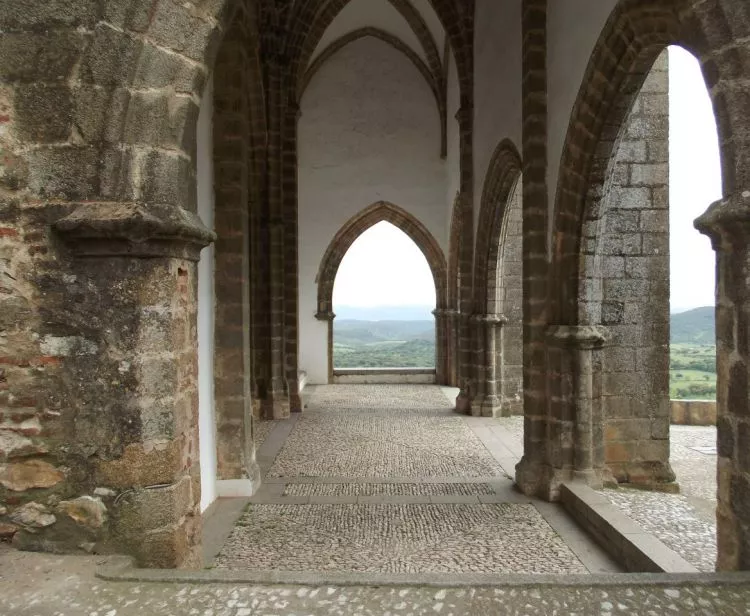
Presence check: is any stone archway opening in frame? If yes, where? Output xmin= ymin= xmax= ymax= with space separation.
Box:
xmin=470 ymin=140 xmax=523 ymax=418
xmin=315 ymin=202 xmax=449 ymax=385
xmin=542 ymin=0 xmax=744 ymax=567
xmin=331 ymin=220 xmax=437 ymax=382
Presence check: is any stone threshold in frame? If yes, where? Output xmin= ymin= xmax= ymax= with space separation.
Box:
xmin=96 ymin=556 xmax=750 ymax=588
xmin=560 ymin=482 xmax=698 ymax=573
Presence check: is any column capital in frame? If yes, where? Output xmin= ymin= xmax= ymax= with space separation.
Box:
xmin=695 ymin=192 xmax=750 ymax=249
xmin=54 ymin=202 xmax=215 ymax=262
xmin=315 ymin=310 xmax=335 ymax=322
xmin=433 ymin=308 xmax=460 ymax=319
xmin=546 ymin=325 xmax=609 ymax=349
xmin=469 ymin=313 xmax=508 ymax=326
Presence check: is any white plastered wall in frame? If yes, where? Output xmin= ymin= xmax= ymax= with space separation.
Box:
xmin=473 ymin=0 xmax=522 ymax=230
xmin=298 ymin=37 xmax=447 ymax=384
xmin=547 ymin=0 xmax=618 ymax=251
xmin=196 ymin=77 xmax=217 ymax=513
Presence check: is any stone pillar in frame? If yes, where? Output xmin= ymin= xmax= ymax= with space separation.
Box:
xmin=481 ymin=315 xmax=506 ymax=418
xmin=259 ymin=44 xmax=291 ymax=420
xmin=468 ymin=314 xmax=487 ymax=417
xmin=455 ymin=311 xmax=474 ymax=414
xmin=50 ymin=204 xmax=213 ymax=568
xmin=516 ymin=0 xmax=552 ymax=498
xmin=433 ymin=308 xmax=451 ymax=385
xmin=316 ymin=310 xmax=336 ymax=384
xmin=696 ymin=193 xmax=750 ymax=570
xmin=548 ymin=325 xmax=614 ymax=488
xmin=283 ymin=101 xmax=302 ymax=413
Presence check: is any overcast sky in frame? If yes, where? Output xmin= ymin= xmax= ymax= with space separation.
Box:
xmin=334 ymin=46 xmax=721 ymax=313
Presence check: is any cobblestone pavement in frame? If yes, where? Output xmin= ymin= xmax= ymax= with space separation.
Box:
xmin=215 ymin=503 xmax=588 ymax=574
xmin=218 ymin=385 xmax=605 ymax=576
xmin=603 ymin=425 xmax=718 ymax=572
xmin=284 ymin=482 xmax=495 ymax=496
xmin=3 ymin=546 xmax=750 ymax=616
xmin=268 ymin=386 xmax=504 ymax=478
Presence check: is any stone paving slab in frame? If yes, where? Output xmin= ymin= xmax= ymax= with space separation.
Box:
xmin=253 ymin=419 xmax=280 ymax=449
xmin=214 ymin=503 xmax=588 ymax=575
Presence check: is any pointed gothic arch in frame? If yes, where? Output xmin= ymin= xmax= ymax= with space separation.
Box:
xmin=471 ymin=139 xmax=523 ymax=417
xmin=315 ymin=201 xmax=448 ymax=383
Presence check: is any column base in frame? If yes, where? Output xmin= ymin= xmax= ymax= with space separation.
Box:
xmin=261 ymin=393 xmax=291 ymax=419
xmin=608 ymin=459 xmax=678 ymax=491
xmin=289 ymin=391 xmax=302 ymax=413
xmin=480 ymin=396 xmax=503 ymax=418
xmin=455 ymin=390 xmax=472 ymax=415
xmin=217 ymin=477 xmax=260 ymax=498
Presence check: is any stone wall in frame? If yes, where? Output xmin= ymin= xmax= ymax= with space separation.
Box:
xmin=594 ymin=52 xmax=673 ymax=486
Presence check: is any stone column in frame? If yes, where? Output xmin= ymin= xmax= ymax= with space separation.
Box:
xmin=696 ymin=193 xmax=750 ymax=570
xmin=315 ymin=310 xmax=336 ymax=384
xmin=548 ymin=325 xmax=612 ymax=488
xmin=283 ymin=100 xmax=302 ymax=413
xmin=481 ymin=314 xmax=507 ymax=418
xmin=50 ymin=204 xmax=214 ymax=568
xmin=516 ymin=0 xmax=551 ymax=499
xmin=432 ymin=308 xmax=451 ymax=385
xmin=455 ymin=311 xmax=474 ymax=414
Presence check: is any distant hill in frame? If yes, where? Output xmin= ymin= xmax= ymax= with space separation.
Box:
xmin=334 ymin=305 xmax=434 ymax=321
xmin=671 ymin=306 xmax=715 ymax=344
xmin=334 ymin=319 xmax=434 ymax=346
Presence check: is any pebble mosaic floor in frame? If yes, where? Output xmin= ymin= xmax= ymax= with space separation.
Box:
xmin=215 ymin=503 xmax=588 ymax=574
xmin=603 ymin=425 xmax=718 ymax=572
xmin=216 ymin=385 xmax=591 ymax=575
xmin=267 ymin=386 xmax=504 ymax=479
xmin=283 ymin=482 xmax=495 ymax=496
xmin=4 ymin=546 xmax=750 ymax=616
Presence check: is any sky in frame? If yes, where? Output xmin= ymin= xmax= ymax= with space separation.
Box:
xmin=333 ymin=46 xmax=722 ymax=313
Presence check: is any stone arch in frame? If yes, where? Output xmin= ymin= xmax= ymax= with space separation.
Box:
xmin=547 ymin=0 xmax=750 ymax=569
xmin=475 ymin=140 xmax=522 ymax=315
xmin=471 ymin=139 xmax=522 ymax=417
xmin=551 ymin=0 xmax=748 ymax=323
xmin=316 ymin=202 xmax=448 ymax=383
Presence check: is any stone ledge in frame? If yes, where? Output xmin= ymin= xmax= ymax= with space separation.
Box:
xmin=560 ymin=482 xmax=698 ymax=573
xmin=96 ymin=554 xmax=750 ymax=587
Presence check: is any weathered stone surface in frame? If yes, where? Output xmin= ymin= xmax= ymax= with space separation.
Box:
xmin=8 ymin=502 xmax=56 ymax=529
xmin=0 ymin=460 xmax=64 ymax=491
xmin=58 ymin=496 xmax=107 ymax=529
xmin=0 ymin=522 xmax=19 ymax=538
xmin=0 ymin=432 xmax=39 ymax=461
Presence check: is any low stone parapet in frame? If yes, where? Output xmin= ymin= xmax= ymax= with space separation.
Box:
xmin=333 ymin=368 xmax=436 ymax=384
xmin=670 ymin=400 xmax=716 ymax=426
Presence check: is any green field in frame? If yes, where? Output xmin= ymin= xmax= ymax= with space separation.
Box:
xmin=670 ymin=343 xmax=716 ymax=400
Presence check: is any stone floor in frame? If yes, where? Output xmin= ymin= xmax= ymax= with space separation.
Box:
xmin=0 ymin=386 xmax=747 ymax=615
xmin=3 ymin=544 xmax=750 ymax=616
xmin=215 ymin=385 xmax=616 ymax=576
xmin=602 ymin=425 xmax=718 ymax=572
